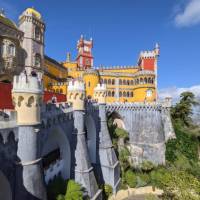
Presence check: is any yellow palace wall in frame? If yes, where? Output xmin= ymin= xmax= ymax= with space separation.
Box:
xmin=42 ymin=59 xmax=156 ymax=103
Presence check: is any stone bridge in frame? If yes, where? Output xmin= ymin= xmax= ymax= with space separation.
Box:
xmin=0 ymin=76 xmax=175 ymax=200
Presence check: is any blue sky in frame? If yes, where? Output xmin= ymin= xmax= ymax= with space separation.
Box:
xmin=1 ymin=0 xmax=200 ymax=96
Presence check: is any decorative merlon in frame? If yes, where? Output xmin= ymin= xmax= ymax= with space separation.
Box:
xmin=68 ymin=80 xmax=85 ymax=92
xmin=94 ymin=84 xmax=107 ymax=104
xmin=12 ymin=73 xmax=43 ymax=94
xmin=94 ymin=83 xmax=106 ymax=92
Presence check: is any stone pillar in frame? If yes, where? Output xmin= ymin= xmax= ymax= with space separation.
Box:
xmin=68 ymin=80 xmax=102 ymax=199
xmin=94 ymin=84 xmax=121 ymax=193
xmin=161 ymin=97 xmax=176 ymax=141
xmin=12 ymin=73 xmax=46 ymax=200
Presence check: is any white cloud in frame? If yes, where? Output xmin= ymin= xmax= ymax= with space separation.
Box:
xmin=174 ymin=0 xmax=200 ymax=27
xmin=159 ymin=85 xmax=200 ymax=101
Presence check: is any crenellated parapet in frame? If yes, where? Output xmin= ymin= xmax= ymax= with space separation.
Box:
xmin=12 ymin=72 xmax=43 ymax=125
xmin=93 ymin=83 xmax=107 ymax=104
xmin=106 ymin=102 xmax=161 ymax=113
xmin=67 ymin=80 xmax=85 ymax=110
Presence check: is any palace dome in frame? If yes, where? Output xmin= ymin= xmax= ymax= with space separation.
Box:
xmin=0 ymin=14 xmax=18 ymax=30
xmin=25 ymin=7 xmax=41 ymax=19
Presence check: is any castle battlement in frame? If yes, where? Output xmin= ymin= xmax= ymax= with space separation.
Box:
xmin=12 ymin=73 xmax=43 ymax=94
xmin=94 ymin=83 xmax=106 ymax=92
xmin=68 ymin=80 xmax=85 ymax=92
xmin=140 ymin=50 xmax=157 ymax=59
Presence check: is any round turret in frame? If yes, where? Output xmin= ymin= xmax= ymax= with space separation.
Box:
xmin=83 ymin=69 xmax=99 ymax=98
xmin=12 ymin=72 xmax=43 ymax=125
xmin=94 ymin=83 xmax=107 ymax=104
xmin=67 ymin=80 xmax=85 ymax=110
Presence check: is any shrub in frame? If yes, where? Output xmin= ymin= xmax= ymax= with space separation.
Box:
xmin=136 ymin=173 xmax=150 ymax=187
xmin=150 ymin=167 xmax=170 ymax=189
xmin=125 ymin=170 xmax=137 ymax=188
xmin=65 ymin=180 xmax=83 ymax=200
xmin=166 ymin=124 xmax=199 ymax=163
xmin=115 ymin=128 xmax=128 ymax=139
xmin=103 ymin=184 xmax=113 ymax=199
xmin=140 ymin=160 xmax=155 ymax=172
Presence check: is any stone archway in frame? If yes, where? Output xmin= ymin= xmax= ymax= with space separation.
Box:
xmin=85 ymin=115 xmax=97 ymax=164
xmin=0 ymin=171 xmax=12 ymax=200
xmin=42 ymin=126 xmax=71 ymax=183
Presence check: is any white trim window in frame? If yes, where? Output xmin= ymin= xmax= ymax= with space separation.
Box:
xmin=35 ymin=54 xmax=41 ymax=67
xmin=8 ymin=43 xmax=15 ymax=56
xmin=146 ymin=89 xmax=153 ymax=97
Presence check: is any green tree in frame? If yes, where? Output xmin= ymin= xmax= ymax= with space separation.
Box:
xmin=125 ymin=170 xmax=137 ymax=188
xmin=171 ymin=91 xmax=197 ymax=127
xmin=65 ymin=180 xmax=83 ymax=200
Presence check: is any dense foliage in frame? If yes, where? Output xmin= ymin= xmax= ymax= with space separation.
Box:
xmin=47 ymin=177 xmax=83 ymax=200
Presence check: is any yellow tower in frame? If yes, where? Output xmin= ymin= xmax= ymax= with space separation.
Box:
xmin=83 ymin=69 xmax=99 ymax=98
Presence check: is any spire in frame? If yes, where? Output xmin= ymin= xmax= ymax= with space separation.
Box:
xmin=155 ymin=42 xmax=160 ymax=57
xmin=66 ymin=52 xmax=71 ymax=62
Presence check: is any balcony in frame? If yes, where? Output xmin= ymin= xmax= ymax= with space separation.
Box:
xmin=0 ymin=56 xmax=17 ymax=72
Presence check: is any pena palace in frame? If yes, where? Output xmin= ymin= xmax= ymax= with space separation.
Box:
xmin=0 ymin=7 xmax=160 ymax=110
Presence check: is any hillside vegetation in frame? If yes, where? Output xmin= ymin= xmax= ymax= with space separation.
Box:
xmin=107 ymin=91 xmax=200 ymax=200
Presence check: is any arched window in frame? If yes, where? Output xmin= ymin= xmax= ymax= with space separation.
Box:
xmin=127 ymin=91 xmax=129 ymax=97
xmin=144 ymin=77 xmax=147 ymax=84
xmin=123 ymin=80 xmax=126 ymax=85
xmin=119 ymin=79 xmax=122 ymax=85
xmin=112 ymin=91 xmax=115 ymax=97
xmin=151 ymin=78 xmax=154 ymax=84
xmin=140 ymin=78 xmax=144 ymax=84
xmin=123 ymin=91 xmax=126 ymax=97
xmin=112 ymin=79 xmax=115 ymax=85
xmin=119 ymin=91 xmax=122 ymax=97
xmin=35 ymin=54 xmax=41 ymax=67
xmin=60 ymin=89 xmax=63 ymax=94
xmin=108 ymin=79 xmax=111 ymax=85
xmin=130 ymin=92 xmax=134 ymax=97
xmin=35 ymin=26 xmax=41 ymax=41
xmin=136 ymin=79 xmax=139 ymax=84
xmin=148 ymin=77 xmax=151 ymax=83
xmin=56 ymin=89 xmax=59 ymax=93
xmin=104 ymin=79 xmax=107 ymax=84
xmin=130 ymin=80 xmax=134 ymax=85
xmin=127 ymin=80 xmax=130 ymax=85
xmin=108 ymin=91 xmax=111 ymax=97
xmin=8 ymin=44 xmax=15 ymax=56
xmin=27 ymin=96 xmax=34 ymax=107
xmin=100 ymin=79 xmax=103 ymax=84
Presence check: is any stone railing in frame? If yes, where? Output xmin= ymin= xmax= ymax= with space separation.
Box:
xmin=44 ymin=159 xmax=64 ymax=184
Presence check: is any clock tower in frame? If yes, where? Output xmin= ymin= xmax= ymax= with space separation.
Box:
xmin=76 ymin=35 xmax=93 ymax=69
